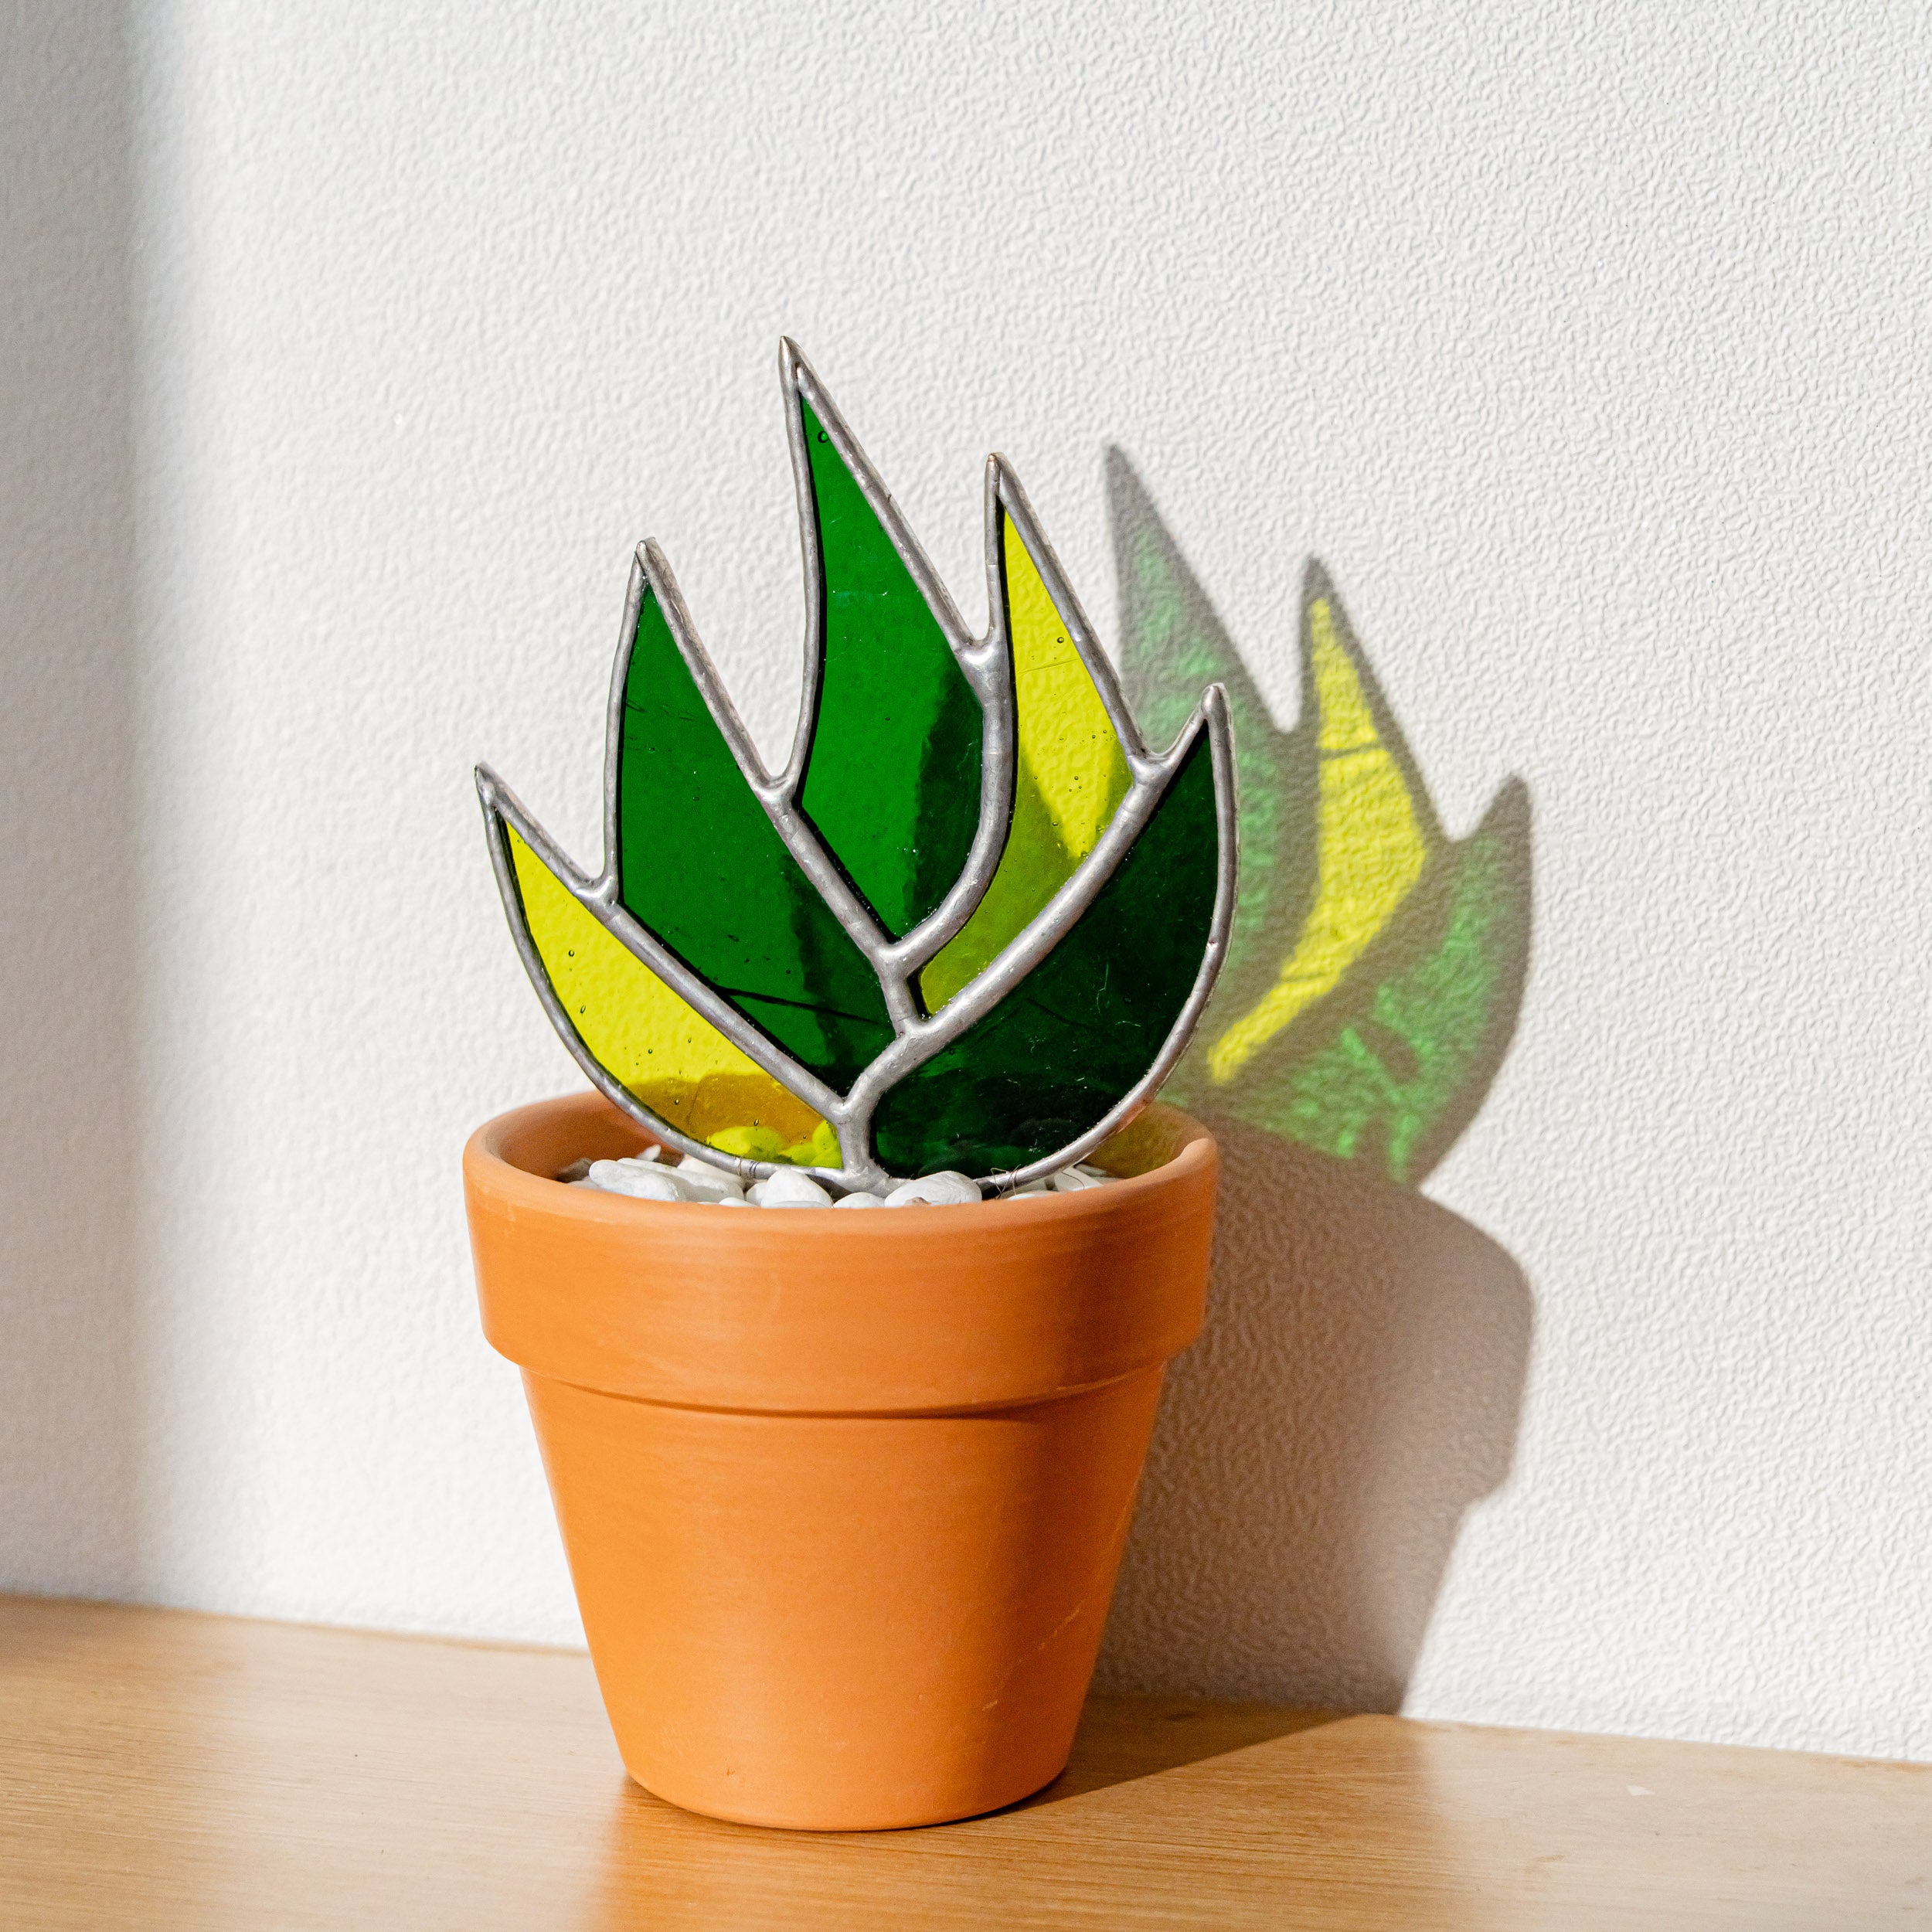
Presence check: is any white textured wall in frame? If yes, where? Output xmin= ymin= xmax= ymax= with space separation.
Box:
xmin=5 ymin=2 xmax=1930 ymax=1762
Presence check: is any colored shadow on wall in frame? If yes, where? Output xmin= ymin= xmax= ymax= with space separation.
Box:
xmin=1096 ymin=454 xmax=1535 ymax=1713
xmin=1111 ymin=461 xmax=1532 ymax=1185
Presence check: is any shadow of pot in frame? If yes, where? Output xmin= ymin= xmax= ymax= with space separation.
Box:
xmin=1100 ymin=1117 xmax=1533 ymax=1709
xmin=462 ymin=1090 xmax=1219 ymax=1830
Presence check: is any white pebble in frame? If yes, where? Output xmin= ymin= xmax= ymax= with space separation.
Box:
xmin=1049 ymin=1165 xmax=1111 ymax=1193
xmin=587 ymin=1158 xmax=684 ymax=1202
xmin=883 ymin=1171 xmax=980 ymax=1207
xmin=568 ymin=1153 xmax=1087 ymax=1209
xmin=669 ymin=1155 xmax=745 ymax=1200
xmin=750 ymin=1170 xmax=834 ymax=1209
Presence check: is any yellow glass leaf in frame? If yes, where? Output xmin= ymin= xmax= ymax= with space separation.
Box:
xmin=917 ymin=515 xmax=1131 ymax=1011
xmin=1206 ymin=597 xmax=1429 ymax=1083
xmin=1002 ymin=517 xmax=1131 ymax=855
xmin=507 ymin=827 xmax=829 ymax=1159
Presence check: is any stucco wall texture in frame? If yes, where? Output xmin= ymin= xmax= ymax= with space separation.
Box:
xmin=4 ymin=3 xmax=1928 ymax=1763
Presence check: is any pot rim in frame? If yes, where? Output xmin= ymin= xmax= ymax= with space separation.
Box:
xmin=463 ymin=1090 xmax=1219 ymax=1414
xmin=465 ymin=1089 xmax=1213 ymax=1229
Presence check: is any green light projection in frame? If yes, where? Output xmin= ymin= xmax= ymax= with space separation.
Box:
xmin=1109 ymin=452 xmax=1532 ymax=1186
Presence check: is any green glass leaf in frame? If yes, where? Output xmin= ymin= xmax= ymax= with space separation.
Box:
xmin=795 ymin=399 xmax=981 ymax=937
xmin=872 ymin=730 xmax=1219 ymax=1175
xmin=1110 ymin=451 xmax=1311 ymax=1012
xmin=616 ymin=584 xmax=893 ymax=1091
xmin=1216 ymin=779 xmax=1530 ymax=1185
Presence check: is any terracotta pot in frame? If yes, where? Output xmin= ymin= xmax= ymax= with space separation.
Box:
xmin=462 ymin=1089 xmax=1217 ymax=1830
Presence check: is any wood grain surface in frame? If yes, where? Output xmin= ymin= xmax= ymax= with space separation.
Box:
xmin=0 ymin=1595 xmax=1924 ymax=1929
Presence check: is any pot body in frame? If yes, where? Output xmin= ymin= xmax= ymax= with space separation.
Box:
xmin=463 ymin=1090 xmax=1217 ymax=1830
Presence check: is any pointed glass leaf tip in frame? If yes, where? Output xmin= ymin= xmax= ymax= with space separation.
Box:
xmin=787 ymin=362 xmax=981 ymax=940
xmin=614 ymin=571 xmax=893 ymax=1092
xmin=918 ymin=495 xmax=1133 ymax=1012
xmin=493 ymin=805 xmax=836 ymax=1166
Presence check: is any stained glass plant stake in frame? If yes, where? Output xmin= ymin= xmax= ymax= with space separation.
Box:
xmin=478 ymin=342 xmax=1236 ymax=1194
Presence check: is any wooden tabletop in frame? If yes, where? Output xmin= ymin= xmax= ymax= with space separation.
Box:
xmin=0 ymin=1596 xmax=1924 ymax=1929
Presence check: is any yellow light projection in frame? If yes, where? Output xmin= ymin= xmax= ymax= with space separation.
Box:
xmin=507 ymin=827 xmax=837 ymax=1165
xmin=917 ymin=514 xmax=1131 ymax=1011
xmin=1206 ymin=597 xmax=1428 ymax=1083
